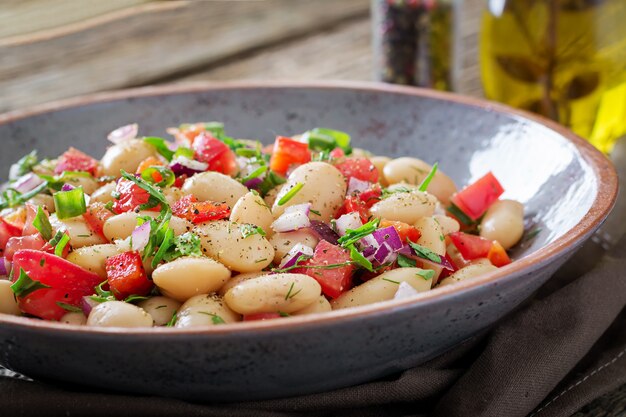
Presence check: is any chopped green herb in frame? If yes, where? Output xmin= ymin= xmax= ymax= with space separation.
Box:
xmin=9 ymin=150 xmax=38 ymax=181
xmin=172 ymin=232 xmax=203 ymax=258
xmin=348 ymin=244 xmax=373 ymax=272
xmin=104 ymin=201 xmax=115 ymax=213
xmin=53 ymin=187 xmax=86 ymax=219
xmin=152 ymin=227 xmax=175 ymax=268
xmin=0 ymin=181 xmax=49 ymax=210
xmin=32 ymin=206 xmax=53 ymax=241
xmin=11 ymin=269 xmax=50 ymax=298
xmin=284 ymin=282 xmax=303 ymax=300
xmin=523 ymin=228 xmax=542 ymax=242
xmin=173 ymin=147 xmax=194 ymax=160
xmin=235 ymin=148 xmax=260 ymax=158
xmin=309 ymin=209 xmax=321 ymax=216
xmin=240 ymin=224 xmax=266 ymax=239
xmin=143 ymin=137 xmax=175 ymax=161
xmin=382 ymin=277 xmax=400 ymax=284
xmin=39 ymin=258 xmax=45 ymax=267
xmin=303 ymin=128 xmax=352 ymax=154
xmin=381 ymin=186 xmax=412 ymax=199
xmin=54 ymin=233 xmax=70 ymax=257
xmin=240 ymin=165 xmax=268 ymax=185
xmin=255 ymin=258 xmax=268 ymax=263
xmin=277 ymin=182 xmax=304 ymax=206
xmin=56 ymin=302 xmax=82 ymax=313
xmin=418 ymin=162 xmax=438 ymax=192
xmin=120 ymin=170 xmax=169 ymax=209
xmin=408 ymin=242 xmax=442 ymax=263
xmin=48 ymin=229 xmax=66 ymax=246
xmin=278 ymin=311 xmax=290 ymax=317
xmin=446 ymin=204 xmax=476 ymax=227
xmin=337 ymin=218 xmax=381 ymax=247
xmin=90 ymin=280 xmax=116 ymax=303
xmin=38 ymin=171 xmax=93 ymax=192
xmin=124 ymin=295 xmax=150 ymax=303
xmin=258 ymin=170 xmax=287 ymax=196
xmin=140 ymin=166 xmax=176 ymax=187
xmin=166 ymin=311 xmax=178 ymax=327
xmin=397 ymin=254 xmax=417 ymax=268
xmin=416 ymin=269 xmax=435 ymax=280
xmin=198 ymin=311 xmax=226 ymax=325
xmin=272 ymin=259 xmax=350 ymax=274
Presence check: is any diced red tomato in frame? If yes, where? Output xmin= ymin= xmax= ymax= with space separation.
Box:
xmin=4 ymin=234 xmax=47 ymax=261
xmin=358 ymin=184 xmax=382 ymax=208
xmin=379 ymin=220 xmax=422 ymax=244
xmin=334 ymin=158 xmax=379 ymax=183
xmin=329 ymin=147 xmax=345 ymax=159
xmin=172 ymin=195 xmax=230 ymax=224
xmin=193 ymin=132 xmax=237 ymax=175
xmin=487 ymin=241 xmax=512 ymax=267
xmin=296 ymin=240 xmax=354 ymax=298
xmin=243 ymin=313 xmax=283 ymax=321
xmin=83 ymin=203 xmax=115 ymax=239
xmin=269 ymin=136 xmax=311 ymax=175
xmin=22 ymin=204 xmax=41 ymax=236
xmin=3 ymin=209 xmax=26 ymax=232
xmin=174 ymin=175 xmax=187 ymax=188
xmin=450 ymin=172 xmax=504 ymax=220
xmin=449 ymin=232 xmax=493 ymax=260
xmin=11 ymin=250 xmax=102 ymax=320
xmin=336 ymin=196 xmax=370 ymax=223
xmin=136 ymin=156 xmax=164 ymax=174
xmin=113 ymin=177 xmax=160 ymax=214
xmin=105 ymin=251 xmax=152 ymax=300
xmin=0 ymin=217 xmax=23 ymax=256
xmin=55 ymin=147 xmax=99 ymax=176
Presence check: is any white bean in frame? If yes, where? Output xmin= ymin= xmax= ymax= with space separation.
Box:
xmin=269 ymin=230 xmax=319 ymax=263
xmin=383 ymin=157 xmax=457 ymax=205
xmin=152 ymin=256 xmax=231 ymax=302
xmin=50 ymin=215 xmax=107 ymax=248
xmin=0 ymin=280 xmax=21 ymax=315
xmin=414 ymin=216 xmax=446 ymax=256
xmin=138 ymin=296 xmax=181 ymax=326
xmin=182 ymin=172 xmax=248 ymax=208
xmin=175 ymin=294 xmax=240 ymax=327
xmin=479 ymin=200 xmax=524 ymax=250
xmin=27 ymin=194 xmax=56 ymax=213
xmin=101 ymin=139 xmax=158 ymax=177
xmin=438 ymin=263 xmax=498 ymax=287
xmin=60 ymin=312 xmax=87 ymax=325
xmin=90 ymin=182 xmax=116 ymax=205
xmin=66 ymin=243 xmax=119 ymax=279
xmin=292 ymin=295 xmax=332 ymax=316
xmin=230 ymin=192 xmax=274 ymax=235
xmin=218 ymin=271 xmax=269 ymax=296
xmin=432 ymin=214 xmax=460 ymax=235
xmin=370 ymin=156 xmax=391 ymax=186
xmin=163 ymin=187 xmax=185 ymax=207
xmin=62 ymin=174 xmax=100 ymax=195
xmin=263 ymin=186 xmax=281 ymax=207
xmin=87 ymin=301 xmax=154 ymax=328
xmin=194 ymin=220 xmax=274 ymax=272
xmin=224 ymin=273 xmax=322 ymax=315
xmin=370 ymin=191 xmax=437 ymax=224
xmin=331 ymin=268 xmax=433 ymax=310
xmin=272 ymin=162 xmax=347 ymax=222
xmin=103 ymin=211 xmax=192 ymax=242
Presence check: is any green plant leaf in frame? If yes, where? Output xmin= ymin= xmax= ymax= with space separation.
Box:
xmin=495 ymin=55 xmax=545 ymax=83
xmin=565 ymin=72 xmax=600 ymax=100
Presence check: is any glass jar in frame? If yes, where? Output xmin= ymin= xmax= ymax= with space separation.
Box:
xmin=480 ymin=0 xmax=626 ymax=153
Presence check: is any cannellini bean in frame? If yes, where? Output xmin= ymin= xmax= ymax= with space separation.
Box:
xmin=370 ymin=191 xmax=437 ymax=224
xmin=60 ymin=312 xmax=87 ymax=325
xmin=370 ymin=156 xmax=391 ymax=186
xmin=224 ymin=273 xmax=322 ymax=315
xmin=138 ymin=296 xmax=181 ymax=326
xmin=175 ymin=294 xmax=240 ymax=327
xmin=152 ymin=256 xmax=231 ymax=302
xmin=87 ymin=301 xmax=153 ymax=328
xmin=182 ymin=172 xmax=248 ymax=207
xmin=0 ymin=280 xmax=21 ymax=315
xmin=383 ymin=157 xmax=457 ymax=205
xmin=163 ymin=187 xmax=186 ymax=207
xmin=272 ymin=162 xmax=347 ymax=222
xmin=414 ymin=216 xmax=446 ymax=256
xmin=292 ymin=295 xmax=332 ymax=316
xmin=61 ymin=174 xmax=100 ymax=195
xmin=194 ymin=220 xmax=274 ymax=272
xmin=101 ymin=139 xmax=158 ymax=177
xmin=27 ymin=194 xmax=56 ymax=213
xmin=479 ymin=200 xmax=524 ymax=250
xmin=50 ymin=215 xmax=107 ymax=248
xmin=438 ymin=263 xmax=498 ymax=287
xmin=66 ymin=243 xmax=120 ymax=279
xmin=269 ymin=230 xmax=319 ymax=263
xmin=90 ymin=182 xmax=116 ymax=205
xmin=331 ymin=268 xmax=433 ymax=310
xmin=218 ymin=271 xmax=269 ymax=296
xmin=432 ymin=215 xmax=460 ymax=235
xmin=103 ymin=211 xmax=192 ymax=242
xmin=230 ymin=192 xmax=274 ymax=235
xmin=263 ymin=186 xmax=281 ymax=207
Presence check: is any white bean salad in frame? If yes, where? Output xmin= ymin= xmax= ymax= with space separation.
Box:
xmin=0 ymin=123 xmax=525 ymax=327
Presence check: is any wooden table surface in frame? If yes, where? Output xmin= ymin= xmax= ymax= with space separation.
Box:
xmin=0 ymin=1 xmax=624 ymax=415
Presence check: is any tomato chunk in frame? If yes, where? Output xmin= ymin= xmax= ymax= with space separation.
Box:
xmin=487 ymin=241 xmax=512 ymax=267
xmin=136 ymin=156 xmax=164 ymax=174
xmin=379 ymin=220 xmax=422 ymax=244
xmin=243 ymin=313 xmax=283 ymax=321
xmin=335 ymin=196 xmax=370 ymax=223
xmin=105 ymin=251 xmax=152 ymax=300
xmin=0 ymin=217 xmax=23 ymax=256
xmin=451 ymin=172 xmax=504 ymax=220
xmin=358 ymin=184 xmax=382 ymax=208
xmin=55 ymin=147 xmax=99 ymax=176
xmin=449 ymin=232 xmax=493 ymax=260
xmin=83 ymin=203 xmax=115 ymax=239
xmin=269 ymin=136 xmax=311 ymax=175
xmin=11 ymin=250 xmax=102 ymax=320
xmin=335 ymin=158 xmax=379 ymax=183
xmin=172 ymin=195 xmax=230 ymax=224
xmin=4 ymin=234 xmax=47 ymax=261
xmin=296 ymin=240 xmax=354 ymax=298
xmin=193 ymin=132 xmax=237 ymax=175
xmin=113 ymin=177 xmax=160 ymax=214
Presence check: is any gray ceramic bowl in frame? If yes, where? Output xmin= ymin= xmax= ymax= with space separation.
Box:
xmin=0 ymin=82 xmax=617 ymax=401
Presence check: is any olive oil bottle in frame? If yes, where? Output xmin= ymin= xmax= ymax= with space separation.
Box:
xmin=480 ymin=0 xmax=626 ymax=153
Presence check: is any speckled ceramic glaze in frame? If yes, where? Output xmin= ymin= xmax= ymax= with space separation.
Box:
xmin=0 ymin=82 xmax=617 ymax=401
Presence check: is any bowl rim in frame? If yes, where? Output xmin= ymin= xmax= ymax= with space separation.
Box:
xmin=0 ymin=80 xmax=618 ymax=336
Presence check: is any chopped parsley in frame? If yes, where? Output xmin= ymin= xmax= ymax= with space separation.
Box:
xmin=124 ymin=295 xmax=150 ymax=303
xmin=348 ymin=244 xmax=373 ymax=272
xmin=11 ymin=269 xmax=50 ymax=298
xmin=56 ymin=302 xmax=82 ymax=313
xmin=143 ymin=137 xmax=175 ymax=161
xmin=397 ymin=254 xmax=417 ymax=268
xmin=198 ymin=311 xmax=226 ymax=325
xmin=277 ymin=182 xmax=304 ymax=206
xmin=0 ymin=181 xmax=49 ymax=210
xmin=310 ymin=209 xmax=321 ymax=216
xmin=446 ymin=204 xmax=476 ymax=227
xmin=408 ymin=241 xmax=442 ymax=263
xmin=166 ymin=311 xmax=178 ymax=327
xmin=240 ymin=224 xmax=266 ymax=239
xmin=240 ymin=165 xmax=268 ymax=185
xmin=54 ymin=233 xmax=70 ymax=257
xmin=416 ymin=269 xmax=435 ymax=280
xmin=9 ymin=150 xmax=38 ymax=181
xmin=32 ymin=206 xmax=53 ymax=241
xmin=284 ymin=282 xmax=302 ymax=300
xmin=258 ymin=170 xmax=287 ymax=196
xmin=382 ymin=277 xmax=400 ymax=284
xmin=337 ymin=218 xmax=380 ymax=247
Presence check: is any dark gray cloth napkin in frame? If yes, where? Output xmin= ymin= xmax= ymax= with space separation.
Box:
xmin=2 ymin=238 xmax=625 ymax=417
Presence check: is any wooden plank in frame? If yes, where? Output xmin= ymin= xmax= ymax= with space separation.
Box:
xmin=0 ymin=0 xmax=369 ymax=112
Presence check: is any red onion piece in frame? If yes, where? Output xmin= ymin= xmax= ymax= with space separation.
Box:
xmin=308 ymin=221 xmax=339 ymax=245
xmin=347 ymin=177 xmax=372 ymax=195
xmin=373 ymin=242 xmax=398 ymax=264
xmin=393 ymin=281 xmax=420 ymax=300
xmin=81 ymin=296 xmax=100 ymax=316
xmin=398 ymin=244 xmax=413 ymax=257
xmin=372 ymin=226 xmax=403 ymax=251
xmin=131 ymin=222 xmax=151 ymax=252
xmin=108 ymin=123 xmax=138 ymax=144
xmin=0 ymin=257 xmax=10 ymax=276
xmin=362 ymin=245 xmax=376 ymax=260
xmin=170 ymin=157 xmax=208 ymax=177
xmin=271 ymin=203 xmax=311 ymax=232
xmin=61 ymin=183 xmax=75 ymax=192
xmin=333 ymin=212 xmax=362 ymax=236
xmin=278 ymin=243 xmax=314 ymax=268
xmin=244 ymin=177 xmax=263 ymax=190
xmin=13 ymin=173 xmax=45 ymax=194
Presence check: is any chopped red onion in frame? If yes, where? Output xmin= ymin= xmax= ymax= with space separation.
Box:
xmin=308 ymin=221 xmax=339 ymax=245
xmin=131 ymin=222 xmax=151 ymax=252
xmin=0 ymin=257 xmax=10 ymax=276
xmin=244 ymin=177 xmax=263 ymax=190
xmin=271 ymin=203 xmax=311 ymax=232
xmin=13 ymin=173 xmax=45 ymax=194
xmin=347 ymin=177 xmax=372 ymax=195
xmin=372 ymin=226 xmax=403 ymax=251
xmin=362 ymin=245 xmax=376 ymax=260
xmin=398 ymin=244 xmax=413 ymax=257
xmin=107 ymin=123 xmax=138 ymax=144
xmin=333 ymin=212 xmax=362 ymax=236
xmin=61 ymin=183 xmax=75 ymax=192
xmin=373 ymin=242 xmax=398 ymax=264
xmin=81 ymin=296 xmax=100 ymax=316
xmin=279 ymin=243 xmax=314 ymax=268
xmin=393 ymin=281 xmax=420 ymax=300
xmin=170 ymin=156 xmax=208 ymax=177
